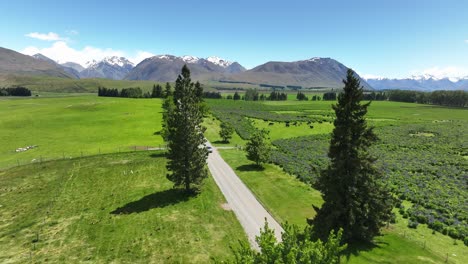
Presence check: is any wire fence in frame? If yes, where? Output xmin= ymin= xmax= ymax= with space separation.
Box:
xmin=0 ymin=145 xmax=168 ymax=170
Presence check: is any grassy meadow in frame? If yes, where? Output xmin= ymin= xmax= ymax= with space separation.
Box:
xmin=0 ymin=75 xmax=165 ymax=94
xmin=0 ymin=151 xmax=246 ymax=263
xmin=0 ymin=95 xmax=164 ymax=168
xmin=1 ymin=94 xmax=466 ymax=263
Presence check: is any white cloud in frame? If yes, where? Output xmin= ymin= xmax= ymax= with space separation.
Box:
xmin=410 ymin=66 xmax=468 ymax=81
xmin=465 ymin=39 xmax=468 ymax=44
xmin=129 ymin=51 xmax=155 ymax=65
xmin=359 ymin=73 xmax=384 ymax=80
xmin=25 ymin=32 xmax=65 ymax=41
xmin=21 ymin=41 xmax=153 ymax=66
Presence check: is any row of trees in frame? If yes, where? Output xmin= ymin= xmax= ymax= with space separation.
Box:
xmin=98 ymin=83 xmax=173 ymax=99
xmin=387 ymin=89 xmax=467 ymax=107
xmin=0 ymin=87 xmax=31 ymax=96
xmin=98 ymin=87 xmax=144 ymax=98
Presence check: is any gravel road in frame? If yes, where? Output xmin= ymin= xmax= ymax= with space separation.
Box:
xmin=207 ymin=146 xmax=284 ymax=249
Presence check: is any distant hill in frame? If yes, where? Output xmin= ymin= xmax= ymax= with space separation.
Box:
xmin=126 ymin=55 xmax=245 ymax=82
xmin=32 ymin=53 xmax=81 ymax=78
xmin=366 ymin=75 xmax=468 ymax=91
xmin=61 ymin=62 xmax=85 ymax=72
xmin=0 ymin=47 xmax=73 ymax=79
xmin=221 ymin=57 xmax=373 ymax=89
xmin=80 ymin=56 xmax=134 ymax=80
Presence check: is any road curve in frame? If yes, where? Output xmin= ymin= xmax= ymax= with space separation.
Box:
xmin=207 ymin=146 xmax=284 ymax=249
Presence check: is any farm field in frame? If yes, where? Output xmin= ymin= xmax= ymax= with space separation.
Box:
xmin=0 ymin=96 xmax=165 ymax=168
xmin=0 ymin=151 xmax=246 ymax=263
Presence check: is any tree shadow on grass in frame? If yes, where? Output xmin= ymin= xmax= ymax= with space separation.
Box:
xmin=236 ymin=164 xmax=265 ymax=172
xmin=111 ymin=188 xmax=194 ymax=215
xmin=149 ymin=152 xmax=166 ymax=158
xmin=342 ymin=239 xmax=387 ymax=262
xmin=212 ymin=140 xmax=229 ymax=144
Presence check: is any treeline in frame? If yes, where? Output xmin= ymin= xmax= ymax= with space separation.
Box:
xmin=386 ymin=90 xmax=468 ymax=107
xmin=0 ymin=87 xmax=32 ymax=96
xmin=223 ymin=89 xmax=287 ymax=101
xmin=98 ymin=83 xmax=173 ymax=99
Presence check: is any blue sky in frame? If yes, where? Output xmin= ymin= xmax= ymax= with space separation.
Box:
xmin=0 ymin=0 xmax=467 ymax=78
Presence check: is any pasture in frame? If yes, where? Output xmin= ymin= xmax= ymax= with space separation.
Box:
xmin=0 ymin=151 xmax=246 ymax=263
xmin=0 ymin=95 xmax=164 ymax=168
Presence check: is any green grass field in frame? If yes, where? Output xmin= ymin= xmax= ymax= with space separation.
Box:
xmin=0 ymin=75 xmax=166 ymax=93
xmin=0 ymin=151 xmax=246 ymax=263
xmin=0 ymin=96 xmax=164 ymax=168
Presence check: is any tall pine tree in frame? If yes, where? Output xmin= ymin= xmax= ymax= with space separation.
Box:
xmin=311 ymin=69 xmax=393 ymax=243
xmin=165 ymin=65 xmax=208 ymax=193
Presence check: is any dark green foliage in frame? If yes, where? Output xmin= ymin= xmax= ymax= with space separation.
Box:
xmin=322 ymin=92 xmax=337 ymax=100
xmin=312 ymin=69 xmax=394 ymax=243
xmin=296 ymin=91 xmax=309 ymax=101
xmin=233 ymin=91 xmax=241 ymax=100
xmin=245 ymin=88 xmax=259 ymax=101
xmin=387 ymin=90 xmax=468 ymax=107
xmin=268 ymin=91 xmax=287 ymax=101
xmin=219 ymin=122 xmax=234 ymax=143
xmin=151 ymin=84 xmax=163 ymax=98
xmin=120 ymin=87 xmax=143 ymax=98
xmin=0 ymin=86 xmax=31 ymax=96
xmin=164 ymin=82 xmax=172 ymax=98
xmin=203 ymin=91 xmax=222 ymax=99
xmin=245 ymin=129 xmax=271 ymax=167
xmin=230 ymin=221 xmax=345 ymax=264
xmin=362 ymin=91 xmax=388 ymax=101
xmin=98 ymin=86 xmax=143 ymax=98
xmin=165 ymin=65 xmax=208 ymax=193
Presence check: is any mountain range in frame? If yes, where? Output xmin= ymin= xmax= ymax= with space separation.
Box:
xmin=366 ymin=75 xmax=468 ymax=91
xmin=1 ymin=46 xmax=466 ymax=91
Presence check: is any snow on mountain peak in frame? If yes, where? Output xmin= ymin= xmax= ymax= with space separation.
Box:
xmin=102 ymin=56 xmax=134 ymax=67
xmin=85 ymin=56 xmax=133 ymax=69
xmin=207 ymin=56 xmax=233 ymax=68
xmin=181 ymin=55 xmax=200 ymax=64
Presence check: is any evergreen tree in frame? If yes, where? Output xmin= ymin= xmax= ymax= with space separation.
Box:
xmin=164 ymin=82 xmax=172 ymax=98
xmin=233 ymin=91 xmax=241 ymax=100
xmin=245 ymin=129 xmax=271 ymax=167
xmin=165 ymin=65 xmax=208 ymax=193
xmin=219 ymin=122 xmax=234 ymax=143
xmin=231 ymin=221 xmax=345 ymax=264
xmin=311 ymin=69 xmax=393 ymax=243
xmin=152 ymin=84 xmax=163 ymax=98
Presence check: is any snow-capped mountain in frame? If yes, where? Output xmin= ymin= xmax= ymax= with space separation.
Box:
xmin=80 ymin=56 xmax=134 ymax=80
xmin=366 ymin=75 xmax=468 ymax=91
xmin=126 ymin=54 xmax=246 ymax=82
xmin=206 ymin=56 xmax=233 ymax=68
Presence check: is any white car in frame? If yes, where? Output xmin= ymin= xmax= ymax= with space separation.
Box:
xmin=207 ymin=146 xmax=213 ymax=153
